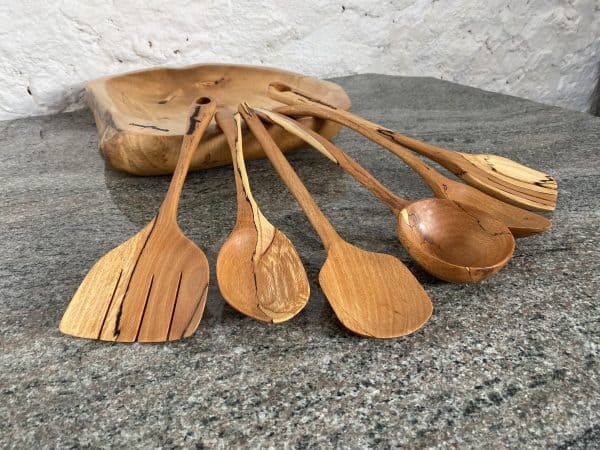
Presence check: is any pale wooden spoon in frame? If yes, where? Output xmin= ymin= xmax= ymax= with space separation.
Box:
xmin=271 ymin=93 xmax=551 ymax=238
xmin=60 ymin=97 xmax=216 ymax=342
xmin=214 ymin=109 xmax=309 ymax=323
xmin=269 ymin=82 xmax=557 ymax=212
xmin=240 ymin=103 xmax=432 ymax=338
xmin=254 ymin=108 xmax=515 ymax=283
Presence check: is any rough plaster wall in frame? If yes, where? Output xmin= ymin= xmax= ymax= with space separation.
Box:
xmin=0 ymin=0 xmax=599 ymax=120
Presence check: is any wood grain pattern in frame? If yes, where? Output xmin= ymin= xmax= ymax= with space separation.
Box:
xmin=85 ymin=64 xmax=351 ymax=175
xmin=255 ymin=108 xmax=515 ymax=283
xmin=376 ymin=129 xmax=558 ymax=212
xmin=273 ymin=98 xmax=551 ymax=238
xmin=215 ymin=110 xmax=309 ymax=323
xmin=240 ymin=104 xmax=432 ymax=338
xmin=60 ymin=97 xmax=216 ymax=342
xmin=268 ymin=82 xmax=557 ymax=211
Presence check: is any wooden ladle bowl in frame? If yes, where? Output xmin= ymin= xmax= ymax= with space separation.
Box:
xmin=397 ymin=199 xmax=515 ymax=282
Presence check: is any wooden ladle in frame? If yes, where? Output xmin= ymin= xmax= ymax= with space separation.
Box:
xmin=60 ymin=97 xmax=216 ymax=342
xmin=269 ymin=82 xmax=557 ymax=212
xmin=214 ymin=109 xmax=310 ymax=322
xmin=240 ymin=103 xmax=433 ymax=338
xmin=271 ymin=92 xmax=551 ymax=238
xmin=254 ymin=108 xmax=515 ymax=283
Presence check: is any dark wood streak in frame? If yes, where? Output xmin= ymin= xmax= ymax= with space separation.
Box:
xmin=455 ymin=202 xmax=513 ymax=237
xmin=186 ymin=105 xmax=203 ymax=135
xmin=97 ymin=269 xmax=123 ymax=340
xmin=129 ymin=122 xmax=170 ymax=132
xmin=112 ymin=219 xmax=157 ymax=338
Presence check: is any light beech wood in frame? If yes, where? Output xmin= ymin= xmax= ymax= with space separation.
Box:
xmin=60 ymin=97 xmax=216 ymax=342
xmin=215 ymin=110 xmax=309 ymax=322
xmin=240 ymin=104 xmax=432 ymax=338
xmin=85 ymin=64 xmax=351 ymax=175
xmin=269 ymin=82 xmax=557 ymax=211
xmin=272 ymin=93 xmax=551 ymax=238
xmin=254 ymin=108 xmax=515 ymax=283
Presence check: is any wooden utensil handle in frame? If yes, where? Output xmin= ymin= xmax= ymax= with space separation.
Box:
xmin=160 ymin=97 xmax=217 ymax=223
xmin=239 ymin=103 xmax=341 ymax=250
xmin=215 ymin=109 xmax=256 ymax=226
xmin=268 ymin=81 xmax=464 ymax=173
xmin=253 ymin=107 xmax=408 ymax=212
xmin=272 ymin=99 xmax=448 ymax=198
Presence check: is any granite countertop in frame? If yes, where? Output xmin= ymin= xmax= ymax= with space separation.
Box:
xmin=1 ymin=75 xmax=598 ymax=448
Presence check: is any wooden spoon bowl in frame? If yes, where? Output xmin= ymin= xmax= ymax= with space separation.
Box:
xmin=217 ymin=227 xmax=309 ymax=322
xmin=397 ymin=199 xmax=515 ymax=283
xmin=215 ymin=110 xmax=309 ymax=323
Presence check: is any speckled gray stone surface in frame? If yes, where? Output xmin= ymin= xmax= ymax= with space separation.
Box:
xmin=1 ymin=75 xmax=599 ymax=448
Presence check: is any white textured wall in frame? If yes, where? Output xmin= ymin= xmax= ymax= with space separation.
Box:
xmin=1 ymin=0 xmax=599 ymax=120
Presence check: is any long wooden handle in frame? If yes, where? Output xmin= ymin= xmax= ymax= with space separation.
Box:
xmin=267 ymin=82 xmax=463 ymax=172
xmin=239 ymin=103 xmax=341 ymax=250
xmin=270 ymin=88 xmax=448 ymax=198
xmin=215 ymin=109 xmax=256 ymax=226
xmin=253 ymin=107 xmax=408 ymax=212
xmin=159 ymin=97 xmax=217 ymax=223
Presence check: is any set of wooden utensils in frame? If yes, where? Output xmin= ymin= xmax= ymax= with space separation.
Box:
xmin=59 ymin=80 xmax=557 ymax=342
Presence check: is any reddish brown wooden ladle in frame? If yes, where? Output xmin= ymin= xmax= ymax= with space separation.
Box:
xmin=254 ymin=107 xmax=515 ymax=283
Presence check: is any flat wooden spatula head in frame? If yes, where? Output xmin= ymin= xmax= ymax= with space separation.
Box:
xmin=60 ymin=221 xmax=209 ymax=342
xmin=319 ymin=240 xmax=433 ymax=338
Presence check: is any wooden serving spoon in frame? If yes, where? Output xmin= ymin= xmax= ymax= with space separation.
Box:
xmin=271 ymin=93 xmax=551 ymax=238
xmin=269 ymin=82 xmax=557 ymax=212
xmin=253 ymin=108 xmax=515 ymax=283
xmin=240 ymin=103 xmax=433 ymax=338
xmin=214 ymin=109 xmax=310 ymax=322
xmin=60 ymin=97 xmax=216 ymax=342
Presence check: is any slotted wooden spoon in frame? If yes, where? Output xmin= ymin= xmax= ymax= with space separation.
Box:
xmin=269 ymin=82 xmax=557 ymax=212
xmin=215 ymin=109 xmax=310 ymax=322
xmin=60 ymin=96 xmax=216 ymax=342
xmin=254 ymin=108 xmax=515 ymax=283
xmin=240 ymin=103 xmax=432 ymax=338
xmin=272 ymin=94 xmax=551 ymax=238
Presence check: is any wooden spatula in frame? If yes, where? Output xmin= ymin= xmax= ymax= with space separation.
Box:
xmin=60 ymin=97 xmax=216 ymax=342
xmin=240 ymin=103 xmax=432 ymax=338
xmin=268 ymin=82 xmax=557 ymax=212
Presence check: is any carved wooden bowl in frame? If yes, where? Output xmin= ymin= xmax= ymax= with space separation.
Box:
xmin=86 ymin=64 xmax=351 ymax=175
